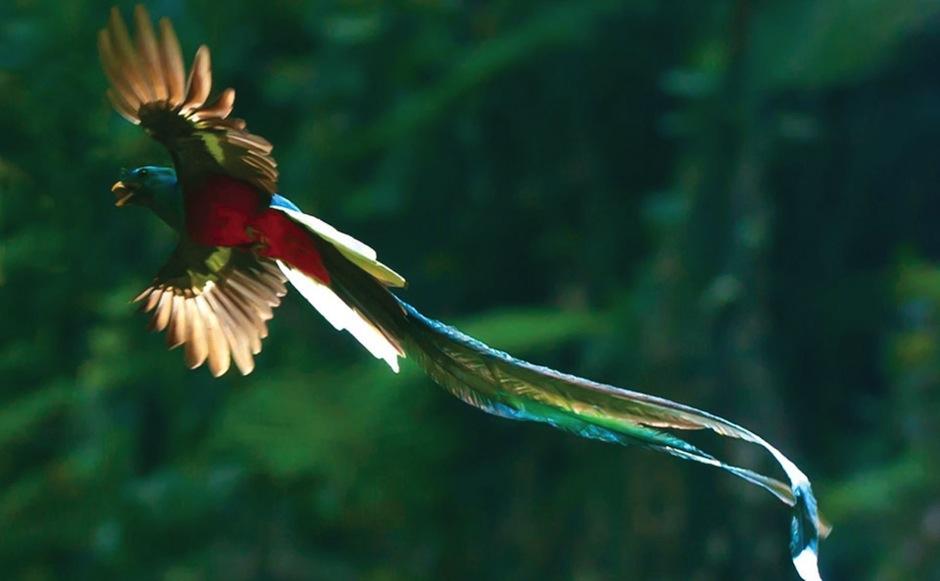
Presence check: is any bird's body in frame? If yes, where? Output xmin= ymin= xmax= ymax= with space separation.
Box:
xmin=99 ymin=6 xmax=827 ymax=580
xmin=184 ymin=174 xmax=263 ymax=247
xmin=182 ymin=174 xmax=333 ymax=282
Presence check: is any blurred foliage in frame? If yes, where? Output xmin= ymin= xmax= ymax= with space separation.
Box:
xmin=2 ymin=0 xmax=940 ymax=579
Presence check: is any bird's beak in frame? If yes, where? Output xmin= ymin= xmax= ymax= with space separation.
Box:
xmin=111 ymin=180 xmax=136 ymax=207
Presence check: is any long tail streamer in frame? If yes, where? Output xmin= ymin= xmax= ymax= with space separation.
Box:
xmin=292 ymin=224 xmax=830 ymax=581
xmin=400 ymin=301 xmax=827 ymax=580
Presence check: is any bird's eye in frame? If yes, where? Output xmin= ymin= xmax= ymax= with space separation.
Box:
xmin=139 ymin=168 xmax=149 ymax=177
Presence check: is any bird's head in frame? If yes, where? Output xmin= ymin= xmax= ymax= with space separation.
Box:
xmin=111 ymin=166 xmax=184 ymax=230
xmin=111 ymin=166 xmax=179 ymax=208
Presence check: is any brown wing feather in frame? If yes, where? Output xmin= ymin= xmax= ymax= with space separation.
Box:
xmin=99 ymin=5 xmax=278 ymax=194
xmin=134 ymin=244 xmax=288 ymax=376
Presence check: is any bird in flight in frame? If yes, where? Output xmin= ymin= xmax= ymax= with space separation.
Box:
xmin=99 ymin=6 xmax=827 ymax=579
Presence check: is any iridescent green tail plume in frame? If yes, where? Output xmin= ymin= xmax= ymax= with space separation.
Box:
xmin=318 ymin=239 xmax=829 ymax=581
xmin=401 ymin=304 xmax=828 ymax=580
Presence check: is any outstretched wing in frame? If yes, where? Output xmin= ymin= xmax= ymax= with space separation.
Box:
xmin=134 ymin=242 xmax=288 ymax=376
xmin=98 ymin=5 xmax=277 ymax=194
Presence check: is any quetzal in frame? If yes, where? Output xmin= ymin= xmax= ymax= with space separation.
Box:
xmin=99 ymin=6 xmax=827 ymax=579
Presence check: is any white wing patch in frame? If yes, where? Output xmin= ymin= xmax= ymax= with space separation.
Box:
xmin=277 ymin=261 xmax=402 ymax=372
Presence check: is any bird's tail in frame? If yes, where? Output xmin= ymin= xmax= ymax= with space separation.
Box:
xmin=285 ymin=232 xmax=829 ymax=581
xmin=399 ymin=301 xmax=827 ymax=580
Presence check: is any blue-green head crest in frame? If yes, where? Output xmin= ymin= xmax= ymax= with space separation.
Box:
xmin=112 ymin=166 xmax=178 ymax=207
xmin=112 ymin=166 xmax=183 ymax=230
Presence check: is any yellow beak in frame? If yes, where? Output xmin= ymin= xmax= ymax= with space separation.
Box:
xmin=111 ymin=180 xmax=135 ymax=207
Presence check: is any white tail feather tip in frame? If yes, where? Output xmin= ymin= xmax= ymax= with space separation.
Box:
xmin=793 ymin=547 xmax=822 ymax=581
xmin=277 ymin=261 xmax=401 ymax=372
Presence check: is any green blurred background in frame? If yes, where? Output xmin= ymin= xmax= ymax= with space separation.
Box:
xmin=2 ymin=0 xmax=939 ymax=579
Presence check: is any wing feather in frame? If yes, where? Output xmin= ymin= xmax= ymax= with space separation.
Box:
xmin=133 ymin=5 xmax=166 ymax=101
xmin=99 ymin=31 xmax=141 ymax=111
xmin=108 ymin=8 xmax=153 ymax=103
xmin=195 ymin=293 xmax=230 ymax=377
xmin=166 ymin=294 xmax=187 ymax=348
xmin=106 ymin=88 xmax=139 ymax=124
xmin=135 ymin=243 xmax=288 ymax=376
xmin=182 ymin=46 xmax=212 ymax=114
xmin=99 ymin=7 xmax=279 ymax=194
xmin=203 ymin=290 xmax=254 ymax=375
xmin=184 ymin=299 xmax=209 ymax=369
xmin=159 ymin=17 xmax=186 ymax=103
xmin=192 ymin=88 xmax=235 ymax=122
xmin=152 ymin=291 xmax=173 ymax=331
